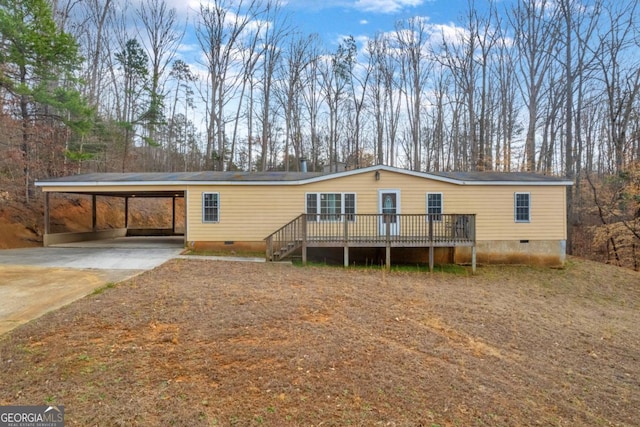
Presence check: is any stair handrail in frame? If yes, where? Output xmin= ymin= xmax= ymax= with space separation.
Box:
xmin=264 ymin=213 xmax=305 ymax=260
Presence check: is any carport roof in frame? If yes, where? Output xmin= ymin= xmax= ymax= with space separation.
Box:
xmin=35 ymin=171 xmax=327 ymax=197
xmin=36 ymin=171 xmax=325 ymax=183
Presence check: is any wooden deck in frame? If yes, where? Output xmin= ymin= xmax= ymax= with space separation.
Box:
xmin=265 ymin=213 xmax=476 ymax=271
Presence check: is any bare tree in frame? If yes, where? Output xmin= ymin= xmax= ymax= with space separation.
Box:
xmin=136 ymin=0 xmax=183 ymax=164
xmin=228 ymin=17 xmax=261 ymax=171
xmin=365 ymin=34 xmax=387 ymax=165
xmin=509 ymin=0 xmax=559 ymax=172
xmin=276 ymin=34 xmax=316 ymax=171
xmin=493 ymin=21 xmax=519 ymax=171
xmin=366 ymin=32 xmax=402 ymax=167
xmin=595 ymin=0 xmax=640 ymax=172
xmin=319 ymin=36 xmax=356 ymax=172
xmin=436 ymin=7 xmax=479 ymax=171
xmin=300 ymin=40 xmax=323 ymax=171
xmin=196 ymin=0 xmax=263 ymax=170
xmin=257 ymin=1 xmax=289 ymax=171
xmin=68 ymin=0 xmax=114 ymax=108
xmin=347 ymin=41 xmax=371 ymax=169
xmin=395 ymin=17 xmax=431 ymax=171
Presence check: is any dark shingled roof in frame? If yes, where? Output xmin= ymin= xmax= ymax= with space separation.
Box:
xmin=428 ymin=171 xmax=569 ymax=183
xmin=38 ymin=171 xmax=326 ymax=183
xmin=36 ymin=166 xmax=571 ymax=186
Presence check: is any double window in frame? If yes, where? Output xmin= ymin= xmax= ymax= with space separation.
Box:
xmin=515 ymin=192 xmax=531 ymax=222
xmin=202 ymin=192 xmax=220 ymax=223
xmin=426 ymin=192 xmax=443 ymax=221
xmin=306 ymin=193 xmax=356 ymax=221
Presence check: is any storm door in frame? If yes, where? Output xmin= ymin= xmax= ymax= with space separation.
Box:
xmin=378 ymin=190 xmax=400 ymax=236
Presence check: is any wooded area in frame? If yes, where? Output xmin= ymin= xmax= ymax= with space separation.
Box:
xmin=0 ymin=0 xmax=638 ymax=268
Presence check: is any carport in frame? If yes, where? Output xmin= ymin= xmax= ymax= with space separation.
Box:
xmin=35 ymin=173 xmax=187 ymax=247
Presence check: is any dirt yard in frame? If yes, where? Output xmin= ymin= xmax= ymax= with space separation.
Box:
xmin=0 ymin=258 xmax=638 ymax=426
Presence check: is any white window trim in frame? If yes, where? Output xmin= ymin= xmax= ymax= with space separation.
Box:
xmin=202 ymin=192 xmax=220 ymax=223
xmin=514 ymin=192 xmax=531 ymax=223
xmin=305 ymin=192 xmax=357 ymax=222
xmin=426 ymin=192 xmax=444 ymax=222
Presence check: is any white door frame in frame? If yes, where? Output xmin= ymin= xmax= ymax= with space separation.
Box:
xmin=378 ymin=189 xmax=400 ymax=236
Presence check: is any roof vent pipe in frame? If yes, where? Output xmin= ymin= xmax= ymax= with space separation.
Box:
xmin=300 ymin=158 xmax=308 ymax=173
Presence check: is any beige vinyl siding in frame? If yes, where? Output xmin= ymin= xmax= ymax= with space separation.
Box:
xmin=187 ymin=185 xmax=306 ymax=242
xmin=186 ymin=170 xmax=567 ymax=243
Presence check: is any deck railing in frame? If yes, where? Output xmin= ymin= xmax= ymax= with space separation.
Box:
xmin=265 ymin=213 xmax=475 ymax=262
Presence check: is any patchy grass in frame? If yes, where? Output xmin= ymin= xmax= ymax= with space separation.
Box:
xmin=293 ymin=260 xmax=469 ymax=275
xmin=0 ymin=257 xmax=638 ymax=426
xmin=90 ymin=282 xmax=117 ymax=296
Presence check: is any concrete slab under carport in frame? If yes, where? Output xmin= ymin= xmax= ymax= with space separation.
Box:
xmin=0 ymin=236 xmax=184 ymax=335
xmin=1 ymin=236 xmax=185 ymax=269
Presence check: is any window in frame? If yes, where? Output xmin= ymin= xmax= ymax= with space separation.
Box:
xmin=321 ymin=193 xmax=341 ymax=221
xmin=306 ymin=193 xmax=318 ymax=220
xmin=306 ymin=193 xmax=356 ymax=221
xmin=427 ymin=193 xmax=443 ymax=221
xmin=344 ymin=193 xmax=356 ymax=221
xmin=515 ymin=192 xmax=530 ymax=222
xmin=203 ymin=192 xmax=219 ymax=223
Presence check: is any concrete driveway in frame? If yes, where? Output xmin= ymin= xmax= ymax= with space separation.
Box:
xmin=0 ymin=237 xmax=184 ymax=335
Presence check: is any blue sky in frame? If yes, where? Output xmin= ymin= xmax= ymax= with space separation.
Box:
xmin=156 ymin=0 xmax=480 ymax=129
xmin=165 ymin=0 xmax=474 ymax=52
xmin=270 ymin=0 xmax=468 ymax=46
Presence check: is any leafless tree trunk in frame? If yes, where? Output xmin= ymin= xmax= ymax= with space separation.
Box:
xmin=276 ymin=34 xmax=316 ymax=171
xmin=196 ymin=0 xmax=262 ymax=171
xmin=319 ymin=37 xmax=355 ymax=172
xmin=396 ymin=17 xmax=431 ymax=171
xmin=137 ymin=0 xmax=183 ymax=169
xmin=257 ymin=1 xmax=288 ymax=171
xmin=348 ymin=44 xmax=371 ymax=169
xmin=509 ymin=0 xmax=558 ymax=172
xmin=595 ymin=0 xmax=640 ymax=173
xmin=365 ymin=34 xmax=387 ymax=165
xmin=301 ymin=48 xmax=322 ymax=171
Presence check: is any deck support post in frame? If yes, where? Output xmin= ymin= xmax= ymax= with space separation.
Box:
xmin=343 ymin=215 xmax=349 ymax=267
xmin=429 ymin=247 xmax=434 ymax=272
xmin=92 ymin=195 xmax=97 ymax=231
xmin=428 ymin=215 xmax=434 ymax=273
xmin=385 ymin=246 xmax=390 ymax=269
xmin=266 ymin=236 xmax=273 ymax=261
xmin=385 ymin=214 xmax=391 ymax=269
xmin=302 ymin=244 xmax=307 ymax=265
xmin=302 ymin=214 xmax=308 ymax=265
xmin=472 ymin=245 xmax=477 ymax=273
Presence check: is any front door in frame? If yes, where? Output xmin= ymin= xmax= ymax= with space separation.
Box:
xmin=379 ymin=190 xmax=400 ymax=236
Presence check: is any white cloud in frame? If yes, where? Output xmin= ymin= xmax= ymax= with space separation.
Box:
xmin=282 ymin=0 xmax=425 ymax=14
xmin=360 ymin=19 xmax=369 ymax=25
xmin=354 ymin=0 xmax=424 ymax=14
xmin=430 ymin=22 xmax=467 ymax=46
